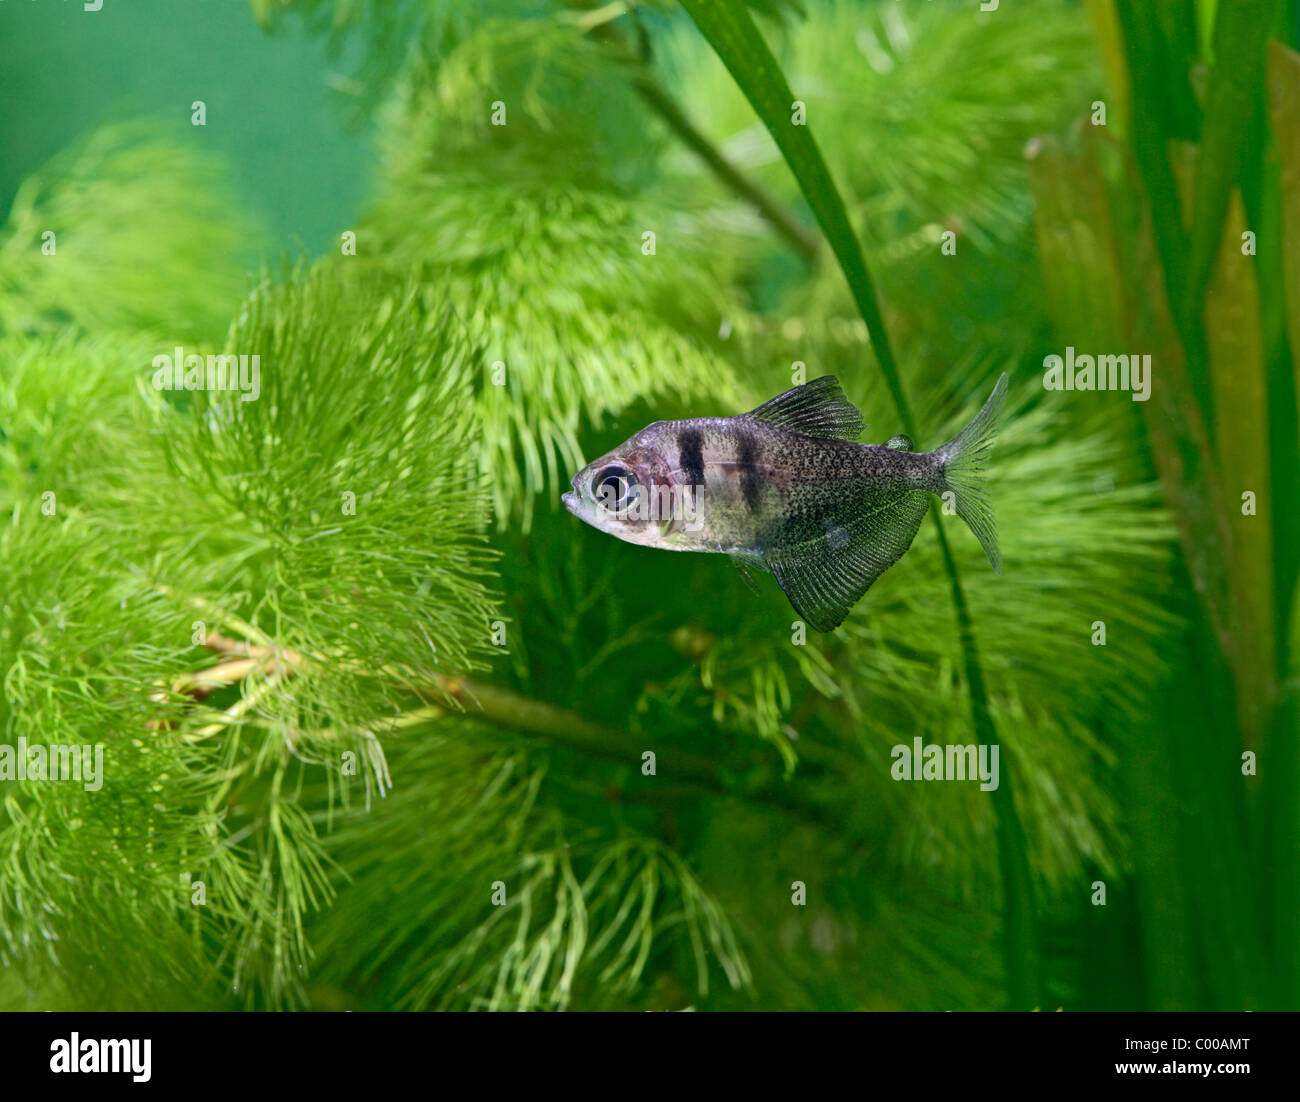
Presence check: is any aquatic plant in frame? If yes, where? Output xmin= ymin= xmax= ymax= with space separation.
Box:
xmin=0 ymin=0 xmax=1294 ymax=1012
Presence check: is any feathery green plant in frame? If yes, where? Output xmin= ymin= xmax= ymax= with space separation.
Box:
xmin=308 ymin=726 xmax=749 ymax=1010
xmin=0 ymin=271 xmax=506 ymax=1007
xmin=3 ymin=0 xmax=1271 ymax=1012
xmin=0 ymin=122 xmax=252 ymax=343
xmin=352 ymin=13 xmax=753 ymax=528
xmin=1026 ymin=0 xmax=1300 ymax=1009
xmin=666 ymin=0 xmax=1095 ymax=251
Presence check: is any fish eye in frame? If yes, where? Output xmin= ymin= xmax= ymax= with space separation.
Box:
xmin=592 ymin=465 xmax=639 ymax=511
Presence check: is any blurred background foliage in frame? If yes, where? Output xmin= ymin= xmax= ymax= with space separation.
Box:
xmin=0 ymin=0 xmax=1296 ymax=1010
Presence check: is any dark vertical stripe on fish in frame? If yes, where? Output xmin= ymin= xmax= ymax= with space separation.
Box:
xmin=678 ymin=428 xmax=705 ymax=486
xmin=736 ymin=429 xmax=762 ymax=513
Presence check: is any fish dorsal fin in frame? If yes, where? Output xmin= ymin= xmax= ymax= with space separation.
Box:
xmin=744 ymin=376 xmax=864 ymax=441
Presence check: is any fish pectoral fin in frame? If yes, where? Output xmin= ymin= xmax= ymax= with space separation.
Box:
xmin=729 ymin=551 xmax=768 ymax=595
xmin=743 ymin=375 xmax=865 ymax=441
xmin=765 ymin=490 xmax=930 ymax=632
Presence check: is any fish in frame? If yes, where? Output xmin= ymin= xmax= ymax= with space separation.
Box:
xmin=562 ymin=373 xmax=1009 ymax=631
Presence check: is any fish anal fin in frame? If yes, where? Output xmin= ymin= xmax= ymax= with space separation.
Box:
xmin=765 ymin=489 xmax=930 ymax=632
xmin=744 ymin=376 xmax=865 ymax=441
xmin=730 ymin=551 xmax=768 ymax=595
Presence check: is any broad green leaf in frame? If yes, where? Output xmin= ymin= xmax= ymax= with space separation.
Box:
xmin=1195 ymin=0 xmax=1218 ymax=60
xmin=1087 ymin=0 xmax=1131 ymax=134
xmin=1029 ymin=130 xmax=1275 ymax=1005
xmin=1269 ymin=544 xmax=1300 ymax=1007
xmin=1172 ymin=146 xmax=1276 ymax=739
xmin=1026 ymin=134 xmax=1127 ymax=346
xmin=1185 ymin=0 xmax=1280 ymax=312
xmin=1203 ymin=187 xmax=1274 ymax=708
xmin=1264 ymin=36 xmax=1300 ymax=1010
xmin=1269 ymin=40 xmax=1300 ymax=438
xmin=1115 ymin=1 xmax=1208 ymax=416
xmin=1028 ymin=130 xmax=1271 ymax=746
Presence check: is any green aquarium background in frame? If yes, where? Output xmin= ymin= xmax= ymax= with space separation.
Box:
xmin=0 ymin=0 xmax=1297 ymax=1011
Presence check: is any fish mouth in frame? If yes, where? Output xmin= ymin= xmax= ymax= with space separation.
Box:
xmin=561 ymin=490 xmax=579 ymax=516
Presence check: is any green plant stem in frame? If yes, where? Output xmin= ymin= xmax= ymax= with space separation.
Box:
xmin=189 ymin=631 xmax=834 ymax=830
xmin=630 ymin=76 xmax=821 ymax=263
xmin=678 ymin=0 xmax=1042 ymax=1009
xmin=585 ymin=17 xmax=821 ymax=263
xmin=424 ymin=674 xmax=834 ymax=827
xmin=931 ymin=505 xmax=1042 ymax=1005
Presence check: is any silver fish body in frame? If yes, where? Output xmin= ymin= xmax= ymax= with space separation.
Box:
xmin=563 ymin=374 xmax=1008 ymax=631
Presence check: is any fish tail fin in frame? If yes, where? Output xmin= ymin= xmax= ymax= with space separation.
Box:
xmin=934 ymin=373 xmax=1008 ymax=575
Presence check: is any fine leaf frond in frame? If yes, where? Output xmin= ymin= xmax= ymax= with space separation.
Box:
xmin=353 ymin=14 xmax=755 ymax=526
xmin=0 ymin=121 xmax=255 ymax=342
xmin=307 ymin=727 xmax=751 ymax=1010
